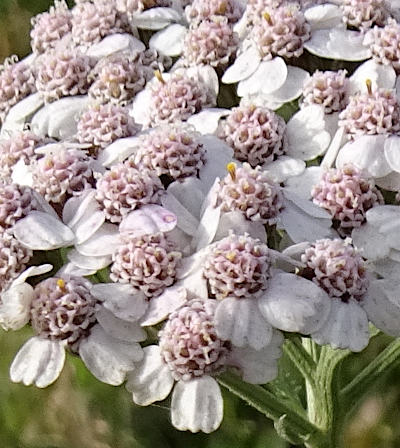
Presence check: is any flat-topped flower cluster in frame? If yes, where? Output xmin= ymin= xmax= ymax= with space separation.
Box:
xmin=1 ymin=0 xmax=400 ymax=436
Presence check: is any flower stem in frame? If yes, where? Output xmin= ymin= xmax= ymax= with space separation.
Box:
xmin=340 ymin=338 xmax=400 ymax=414
xmin=218 ymin=371 xmax=323 ymax=445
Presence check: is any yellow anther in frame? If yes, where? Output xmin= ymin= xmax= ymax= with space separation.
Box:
xmin=57 ymin=279 xmax=66 ymax=290
xmin=365 ymin=78 xmax=372 ymax=95
xmin=154 ymin=69 xmax=165 ymax=84
xmin=263 ymin=12 xmax=273 ymax=25
xmin=217 ymin=1 xmax=227 ymax=14
xmin=227 ymin=162 xmax=237 ymax=180
xmin=226 ymin=251 xmax=236 ymax=262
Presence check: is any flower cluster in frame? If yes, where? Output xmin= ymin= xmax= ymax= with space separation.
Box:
xmin=3 ymin=0 xmax=400 ymax=440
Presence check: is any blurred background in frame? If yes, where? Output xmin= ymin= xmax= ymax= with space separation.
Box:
xmin=1 ymin=1 xmax=400 ymax=447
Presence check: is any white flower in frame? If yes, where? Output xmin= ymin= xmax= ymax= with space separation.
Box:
xmin=126 ymin=298 xmax=283 ymax=433
xmin=3 ymin=274 xmax=145 ymax=388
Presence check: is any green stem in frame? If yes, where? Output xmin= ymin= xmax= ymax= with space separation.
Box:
xmin=340 ymin=338 xmax=400 ymax=414
xmin=218 ymin=371 xmax=322 ymax=444
xmin=283 ymin=339 xmax=317 ymax=389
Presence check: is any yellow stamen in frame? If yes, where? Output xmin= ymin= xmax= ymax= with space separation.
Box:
xmin=263 ymin=12 xmax=273 ymax=25
xmin=227 ymin=162 xmax=237 ymax=181
xmin=365 ymin=78 xmax=372 ymax=95
xmin=57 ymin=278 xmax=66 ymax=290
xmin=154 ymin=70 xmax=165 ymax=84
xmin=226 ymin=251 xmax=236 ymax=262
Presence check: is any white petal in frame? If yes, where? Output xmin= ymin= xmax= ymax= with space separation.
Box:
xmin=213 ymin=211 xmax=268 ymax=243
xmin=0 ymin=283 xmax=34 ymax=330
xmin=171 ymin=377 xmax=223 ymax=433
xmin=96 ymin=306 xmax=146 ymax=342
xmin=229 ymin=330 xmax=283 ymax=384
xmin=286 ymin=105 xmax=331 ymax=160
xmin=336 ymin=135 xmax=392 ymax=178
xmin=215 ymin=298 xmax=273 ymax=350
xmin=120 ymin=205 xmax=177 ymax=236
xmin=376 ymin=171 xmax=400 ymax=191
xmin=98 ymin=136 xmax=142 ymax=167
xmin=283 ymin=190 xmax=332 ymax=219
xmin=129 ymin=89 xmax=152 ymax=125
xmin=180 ymin=269 xmax=209 ymax=300
xmin=126 ymin=345 xmax=174 ymax=405
xmin=57 ymin=262 xmax=96 ymax=277
xmin=384 ymin=135 xmax=400 ymax=173
xmin=131 ymin=7 xmax=182 ymax=30
xmin=161 ymin=192 xmax=199 ymax=235
xmin=11 ymin=159 xmax=33 ymax=187
xmin=149 ymin=24 xmax=187 ymax=56
xmin=348 ymin=59 xmax=396 ymax=96
xmin=140 ymin=284 xmax=187 ymax=326
xmin=86 ymin=33 xmax=145 ymax=58
xmin=305 ymin=27 xmax=370 ymax=61
xmin=13 ymin=211 xmax=75 ymax=250
xmin=75 ymin=223 xmax=119 ymax=256
xmin=91 ymin=283 xmax=148 ymax=322
xmin=365 ymin=204 xmax=400 ymax=226
xmin=351 ymin=223 xmax=390 ymax=260
xmin=363 ymin=279 xmax=400 ymax=336
xmin=372 ymin=257 xmax=400 ymax=279
xmin=263 ymin=157 xmax=305 ymax=184
xmin=10 ymin=337 xmax=65 ymax=388
xmin=1 ymin=93 xmax=43 ymax=135
xmin=12 ymin=264 xmax=53 ymax=286
xmin=79 ymin=325 xmax=143 ymax=385
xmin=259 ymin=66 xmax=310 ymax=109
xmin=320 ymin=127 xmax=346 ymax=169
xmin=285 ymin=166 xmax=323 ymax=199
xmin=200 ymin=136 xmax=234 ymax=190
xmin=259 ymin=273 xmax=331 ymax=334
xmin=165 ymin=176 xmax=205 ymax=219
xmin=237 ymin=58 xmax=287 ymax=97
xmin=187 ymin=108 xmax=230 ymax=135
xmin=312 ymin=299 xmax=369 ymax=352
xmin=31 ymin=96 xmax=88 ymax=139
xmin=279 ymin=200 xmax=335 ymax=243
xmin=182 ymin=65 xmax=219 ymax=96
xmin=67 ymin=249 xmax=111 ymax=270
xmin=221 ymin=46 xmax=261 ymax=84
xmin=304 ymin=4 xmax=342 ymax=31
xmin=192 ymin=205 xmax=221 ymax=251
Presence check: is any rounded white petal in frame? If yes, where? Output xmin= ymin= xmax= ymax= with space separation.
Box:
xmin=237 ymin=58 xmax=287 ymax=97
xmin=31 ymin=96 xmax=88 ymax=139
xmin=286 ymin=106 xmax=331 ymax=160
xmin=285 ymin=166 xmax=323 ymax=199
xmin=75 ymin=223 xmax=119 ymax=256
xmin=171 ymin=376 xmax=223 ymax=433
xmin=229 ymin=330 xmax=283 ymax=384
xmin=140 ymin=284 xmax=187 ymax=326
xmin=187 ymin=108 xmax=230 ymax=135
xmin=120 ymin=205 xmax=177 ymax=237
xmin=1 ymin=93 xmax=44 ymax=135
xmin=98 ymin=136 xmax=141 ymax=167
xmin=149 ymin=24 xmax=187 ymax=56
xmin=258 ymin=66 xmax=310 ymax=109
xmin=351 ymin=223 xmax=390 ymax=260
xmin=213 ymin=211 xmax=268 ymax=244
xmin=10 ymin=337 xmax=65 ymax=388
xmin=131 ymin=7 xmax=182 ymax=30
xmin=13 ymin=211 xmax=75 ymax=250
xmin=221 ymin=45 xmax=261 ymax=84
xmin=312 ymin=299 xmax=369 ymax=352
xmin=348 ymin=60 xmax=396 ymax=96
xmin=91 ymin=283 xmax=148 ymax=322
xmin=263 ymin=156 xmax=305 ymax=184
xmin=130 ymin=89 xmax=152 ymax=125
xmin=126 ymin=345 xmax=174 ymax=405
xmin=304 ymin=4 xmax=342 ymax=31
xmin=86 ymin=33 xmax=146 ymax=59
xmin=336 ymin=135 xmax=392 ymax=178
xmin=79 ymin=325 xmax=143 ymax=385
xmin=384 ymin=135 xmax=400 ymax=173
xmin=215 ymin=298 xmax=273 ymax=350
xmin=259 ymin=273 xmax=331 ymax=334
xmin=363 ymin=279 xmax=400 ymax=336
xmin=96 ymin=306 xmax=147 ymax=342
xmin=0 ymin=283 xmax=34 ymax=330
